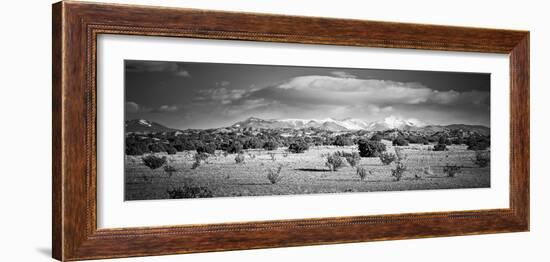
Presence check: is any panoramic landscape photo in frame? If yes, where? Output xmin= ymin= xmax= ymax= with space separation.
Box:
xmin=124 ymin=60 xmax=491 ymax=201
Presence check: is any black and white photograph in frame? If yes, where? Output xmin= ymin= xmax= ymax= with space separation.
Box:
xmin=124 ymin=60 xmax=491 ymax=201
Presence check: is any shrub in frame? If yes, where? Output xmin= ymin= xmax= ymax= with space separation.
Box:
xmin=357 ymin=140 xmax=386 ymax=157
xmin=392 ymin=136 xmax=409 ymax=146
xmin=267 ymin=165 xmax=284 ymax=184
xmin=370 ymin=134 xmax=383 ymax=142
xmin=226 ymin=141 xmax=243 ymax=154
xmin=452 ymin=138 xmax=465 ymax=145
xmin=165 ymin=145 xmax=177 ymax=155
xmin=263 ymin=140 xmax=278 ymax=151
xmin=344 ymin=152 xmax=361 ymax=167
xmin=391 ymin=162 xmax=407 ymax=181
xmin=438 ymin=136 xmax=451 ymax=145
xmin=141 ymin=155 xmax=166 ymax=170
xmin=356 ymin=167 xmax=368 ymax=181
xmin=443 ymin=164 xmax=462 ymax=177
xmin=149 ymin=143 xmax=165 ymax=153
xmin=325 ymin=153 xmax=345 ymax=171
xmin=333 ymin=136 xmax=353 ymax=147
xmin=379 ymin=152 xmax=397 ymax=165
xmin=288 ymin=141 xmax=309 ymax=153
xmin=243 ymin=137 xmax=263 ymax=149
xmin=427 ymin=136 xmax=439 ymax=143
xmin=467 ymin=136 xmax=490 ymax=150
xmin=433 ymin=143 xmax=447 ymax=151
xmin=126 ymin=144 xmax=146 ymax=155
xmin=394 ymin=147 xmax=407 ymax=161
xmin=191 ymin=152 xmax=209 ymax=169
xmin=268 ymin=152 xmax=276 ymax=162
xmin=167 ymin=185 xmax=213 ymax=199
xmin=407 ymin=135 xmax=428 ymax=144
xmin=173 ymin=139 xmax=195 ymax=151
xmin=196 ymin=142 xmax=216 ymax=154
xmin=474 ymin=150 xmax=490 ymax=167
xmin=235 ymin=153 xmax=245 ymax=164
xmin=163 ymin=165 xmax=177 ymax=177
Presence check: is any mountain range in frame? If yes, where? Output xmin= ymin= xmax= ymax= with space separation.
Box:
xmin=125 ymin=119 xmax=176 ymax=133
xmin=126 ymin=116 xmax=490 ymax=135
xmin=232 ymin=116 xmax=428 ymax=132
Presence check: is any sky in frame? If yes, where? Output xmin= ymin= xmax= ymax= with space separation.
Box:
xmin=125 ymin=60 xmax=490 ymax=129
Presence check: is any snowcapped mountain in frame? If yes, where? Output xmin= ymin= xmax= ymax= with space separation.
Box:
xmin=231 ymin=116 xmax=427 ymax=131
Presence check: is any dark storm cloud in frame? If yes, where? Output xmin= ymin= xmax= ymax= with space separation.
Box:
xmin=125 ymin=60 xmax=490 ymax=129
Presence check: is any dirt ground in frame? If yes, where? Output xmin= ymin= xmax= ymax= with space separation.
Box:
xmin=125 ymin=142 xmax=490 ymax=200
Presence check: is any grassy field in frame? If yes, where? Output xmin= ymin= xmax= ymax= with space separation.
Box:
xmin=125 ymin=141 xmax=490 ymax=200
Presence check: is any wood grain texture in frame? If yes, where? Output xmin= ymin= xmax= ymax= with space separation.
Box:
xmin=52 ymin=1 xmax=530 ymax=261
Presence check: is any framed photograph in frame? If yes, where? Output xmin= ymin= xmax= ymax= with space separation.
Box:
xmin=52 ymin=1 xmax=529 ymax=261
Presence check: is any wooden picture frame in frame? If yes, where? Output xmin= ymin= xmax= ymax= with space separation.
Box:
xmin=52 ymin=1 xmax=529 ymax=261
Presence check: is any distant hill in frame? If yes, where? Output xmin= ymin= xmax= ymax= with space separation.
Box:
xmin=231 ymin=116 xmax=489 ymax=135
xmin=125 ymin=117 xmax=490 ymax=136
xmin=232 ymin=116 xmax=428 ymax=132
xmin=125 ymin=119 xmax=178 ymax=133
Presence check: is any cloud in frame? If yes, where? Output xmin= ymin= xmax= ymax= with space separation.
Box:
xmin=175 ymin=70 xmax=191 ymax=78
xmin=198 ymin=88 xmax=248 ymax=105
xmin=126 ymin=101 xmax=181 ymax=114
xmin=125 ymin=101 xmax=140 ymax=113
xmin=215 ymin=81 xmax=231 ymax=87
xmin=330 ymin=71 xmax=357 ymax=78
xmin=156 ymin=105 xmax=179 ymax=112
xmin=245 ymin=75 xmax=489 ymax=107
xmin=125 ymin=61 xmax=191 ymax=77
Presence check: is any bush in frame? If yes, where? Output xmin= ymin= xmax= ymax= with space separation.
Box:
xmin=163 ymin=165 xmax=177 ymax=177
xmin=407 ymin=135 xmax=428 ymax=144
xmin=174 ymin=139 xmax=195 ymax=151
xmin=288 ymin=141 xmax=309 ymax=153
xmin=263 ymin=140 xmax=278 ymax=151
xmin=141 ymin=155 xmax=166 ymax=170
xmin=149 ymin=143 xmax=165 ymax=153
xmin=267 ymin=165 xmax=283 ymax=184
xmin=467 ymin=136 xmax=490 ymax=150
xmin=356 ymin=167 xmax=369 ymax=181
xmin=126 ymin=144 xmax=146 ymax=155
xmin=394 ymin=147 xmax=407 ymax=161
xmin=325 ymin=153 xmax=345 ymax=171
xmin=379 ymin=152 xmax=397 ymax=165
xmin=433 ymin=143 xmax=447 ymax=151
xmin=243 ymin=137 xmax=263 ymax=149
xmin=226 ymin=141 xmax=243 ymax=154
xmin=196 ymin=142 xmax=216 ymax=154
xmin=235 ymin=153 xmax=245 ymax=164
xmin=474 ymin=150 xmax=490 ymax=167
xmin=268 ymin=152 xmax=276 ymax=162
xmin=165 ymin=145 xmax=177 ymax=155
xmin=443 ymin=164 xmax=461 ymax=177
xmin=167 ymin=185 xmax=213 ymax=199
xmin=344 ymin=152 xmax=361 ymax=167
xmin=391 ymin=162 xmax=407 ymax=181
xmin=333 ymin=136 xmax=353 ymax=147
xmin=392 ymin=136 xmax=409 ymax=146
xmin=358 ymin=140 xmax=386 ymax=157
xmin=191 ymin=152 xmax=209 ymax=169
xmin=370 ymin=134 xmax=383 ymax=142
xmin=438 ymin=136 xmax=451 ymax=145
xmin=452 ymin=138 xmax=465 ymax=145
